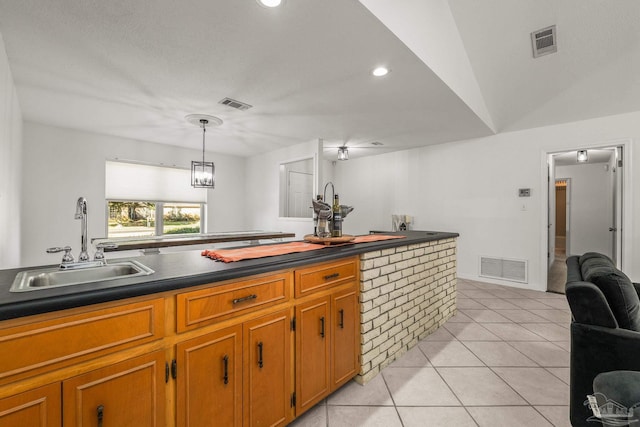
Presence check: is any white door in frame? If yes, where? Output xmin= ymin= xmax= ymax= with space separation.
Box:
xmin=287 ymin=171 xmax=313 ymax=218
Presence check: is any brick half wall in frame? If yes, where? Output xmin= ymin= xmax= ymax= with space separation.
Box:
xmin=356 ymin=238 xmax=457 ymax=383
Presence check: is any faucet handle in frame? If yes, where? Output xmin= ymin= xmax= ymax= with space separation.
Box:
xmin=47 ymin=246 xmax=74 ymax=264
xmin=94 ymin=243 xmax=118 ymax=261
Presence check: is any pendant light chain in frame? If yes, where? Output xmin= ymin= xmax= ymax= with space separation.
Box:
xmin=201 ymin=119 xmax=207 ymax=164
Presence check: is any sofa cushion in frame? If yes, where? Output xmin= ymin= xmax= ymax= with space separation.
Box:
xmin=579 ymin=254 xmax=640 ymax=331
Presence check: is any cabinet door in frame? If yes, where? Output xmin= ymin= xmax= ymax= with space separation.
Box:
xmin=243 ymin=309 xmax=292 ymax=427
xmin=295 ymin=296 xmax=331 ymax=415
xmin=62 ymin=350 xmax=165 ymax=427
xmin=0 ymin=383 xmax=61 ymax=427
xmin=331 ymin=287 xmax=360 ymax=389
xmin=176 ymin=325 xmax=242 ymax=427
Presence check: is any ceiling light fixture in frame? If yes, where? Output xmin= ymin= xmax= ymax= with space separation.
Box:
xmin=577 ymin=150 xmax=588 ymax=163
xmin=372 ymin=66 xmax=389 ymax=77
xmin=338 ymin=146 xmax=349 ymax=161
xmin=257 ymin=0 xmax=283 ymax=7
xmin=186 ymin=114 xmax=222 ymax=188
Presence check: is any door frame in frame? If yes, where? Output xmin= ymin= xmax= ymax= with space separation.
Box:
xmin=541 ymin=139 xmax=632 ymax=288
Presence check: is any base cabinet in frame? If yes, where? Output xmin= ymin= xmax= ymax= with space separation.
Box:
xmin=331 ymin=287 xmax=359 ymax=389
xmin=243 ymin=309 xmax=293 ymax=427
xmin=0 ymin=383 xmax=61 ymax=427
xmin=295 ymin=296 xmax=331 ymax=414
xmin=0 ymin=256 xmax=360 ymax=427
xmin=176 ymin=325 xmax=242 ymax=427
xmin=62 ymin=351 xmax=165 ymax=427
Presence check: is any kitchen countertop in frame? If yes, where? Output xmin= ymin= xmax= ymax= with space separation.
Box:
xmin=93 ymin=230 xmax=296 ymax=252
xmin=0 ymin=231 xmax=458 ymax=321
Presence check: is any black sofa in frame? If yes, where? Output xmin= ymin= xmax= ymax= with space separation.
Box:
xmin=566 ymin=252 xmax=640 ymax=427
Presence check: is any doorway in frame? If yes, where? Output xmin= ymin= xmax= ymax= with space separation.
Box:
xmin=546 ymin=146 xmax=622 ymax=293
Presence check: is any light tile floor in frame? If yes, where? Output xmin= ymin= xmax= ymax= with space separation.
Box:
xmin=290 ymin=278 xmax=572 ymax=427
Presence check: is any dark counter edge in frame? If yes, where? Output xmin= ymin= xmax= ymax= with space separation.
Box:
xmin=95 ymin=231 xmax=296 ymax=252
xmin=0 ymin=231 xmax=459 ymax=321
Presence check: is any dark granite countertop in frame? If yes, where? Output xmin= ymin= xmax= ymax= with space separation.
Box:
xmin=0 ymin=231 xmax=458 ymax=321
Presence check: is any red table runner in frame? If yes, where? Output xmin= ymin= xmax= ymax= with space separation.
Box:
xmin=202 ymin=234 xmax=405 ymax=263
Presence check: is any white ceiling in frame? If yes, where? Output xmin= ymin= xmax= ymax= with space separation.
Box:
xmin=0 ymin=0 xmax=639 ymax=160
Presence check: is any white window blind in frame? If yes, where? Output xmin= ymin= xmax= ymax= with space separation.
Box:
xmin=105 ymin=161 xmax=207 ymax=203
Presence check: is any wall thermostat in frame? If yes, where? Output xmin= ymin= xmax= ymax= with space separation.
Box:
xmin=519 ymin=188 xmax=531 ymax=197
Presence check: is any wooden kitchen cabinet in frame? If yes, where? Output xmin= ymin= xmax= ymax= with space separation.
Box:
xmin=62 ymin=350 xmax=165 ymax=427
xmin=0 ymin=383 xmax=61 ymax=427
xmin=295 ymin=296 xmax=331 ymax=414
xmin=0 ymin=256 xmax=360 ymax=426
xmin=331 ymin=287 xmax=359 ymax=390
xmin=293 ymin=257 xmax=361 ymax=416
xmin=176 ymin=325 xmax=242 ymax=427
xmin=243 ymin=309 xmax=293 ymax=427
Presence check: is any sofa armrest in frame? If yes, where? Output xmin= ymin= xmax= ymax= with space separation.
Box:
xmin=566 ymin=281 xmax=618 ymax=328
xmin=570 ymin=323 xmax=640 ymax=427
xmin=634 ymin=282 xmax=640 ymax=299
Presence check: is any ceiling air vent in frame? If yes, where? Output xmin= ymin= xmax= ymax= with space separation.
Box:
xmin=218 ymin=97 xmax=253 ymax=111
xmin=531 ymin=25 xmax=557 ymax=58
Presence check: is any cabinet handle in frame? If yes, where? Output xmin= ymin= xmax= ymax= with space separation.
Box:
xmin=339 ymin=309 xmax=344 ymax=329
xmin=97 ymin=404 xmax=104 ymax=427
xmin=320 ymin=316 xmax=325 ymax=338
xmin=323 ymin=273 xmax=339 ymax=281
xmin=222 ymin=355 xmax=229 ymax=385
xmin=257 ymin=342 xmax=264 ymax=368
xmin=232 ymin=294 xmax=257 ymax=305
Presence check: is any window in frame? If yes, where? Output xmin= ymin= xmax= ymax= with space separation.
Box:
xmin=105 ymin=161 xmax=208 ymax=239
xmin=107 ymin=201 xmax=203 ymax=239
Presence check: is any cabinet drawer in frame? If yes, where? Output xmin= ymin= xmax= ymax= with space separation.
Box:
xmin=0 ymin=298 xmax=164 ymax=383
xmin=294 ymin=257 xmax=358 ymax=297
xmin=177 ymin=272 xmax=291 ymax=332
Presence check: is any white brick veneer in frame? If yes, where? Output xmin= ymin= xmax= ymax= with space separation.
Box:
xmin=356 ymin=238 xmax=457 ymax=384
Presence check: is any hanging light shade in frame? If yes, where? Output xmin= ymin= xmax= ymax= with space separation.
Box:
xmin=338 ymin=146 xmax=349 ymax=161
xmin=577 ymin=150 xmax=588 ymax=163
xmin=186 ymin=114 xmax=222 ymax=188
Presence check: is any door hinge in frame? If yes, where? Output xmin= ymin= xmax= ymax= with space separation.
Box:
xmin=165 ymin=362 xmax=170 ymax=383
xmin=290 ymin=392 xmax=296 ymax=407
xmin=171 ymin=359 xmax=177 ymax=380
xmin=291 ymin=317 xmax=296 ymax=331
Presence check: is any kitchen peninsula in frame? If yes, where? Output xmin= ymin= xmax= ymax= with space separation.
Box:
xmin=0 ymin=230 xmax=457 ymax=426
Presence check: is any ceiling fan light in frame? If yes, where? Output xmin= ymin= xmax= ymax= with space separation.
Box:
xmin=577 ymin=150 xmax=588 ymax=163
xmin=338 ymin=146 xmax=349 ymax=161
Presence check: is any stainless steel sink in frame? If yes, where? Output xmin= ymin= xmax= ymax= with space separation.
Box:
xmin=10 ymin=260 xmax=154 ymax=292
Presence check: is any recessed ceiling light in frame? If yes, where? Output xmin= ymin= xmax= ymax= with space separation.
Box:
xmin=372 ymin=67 xmax=389 ymax=77
xmin=257 ymin=0 xmax=283 ymax=7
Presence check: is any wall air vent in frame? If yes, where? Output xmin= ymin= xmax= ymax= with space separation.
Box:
xmin=531 ymin=25 xmax=557 ymax=58
xmin=479 ymin=256 xmax=528 ymax=284
xmin=218 ymin=97 xmax=253 ymax=111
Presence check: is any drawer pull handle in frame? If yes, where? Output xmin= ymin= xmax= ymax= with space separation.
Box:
xmin=339 ymin=309 xmax=345 ymax=329
xmin=323 ymin=273 xmax=340 ymax=281
xmin=97 ymin=404 xmax=104 ymax=427
xmin=232 ymin=294 xmax=257 ymax=304
xmin=320 ymin=316 xmax=325 ymax=338
xmin=223 ymin=355 xmax=229 ymax=385
xmin=257 ymin=342 xmax=264 ymax=368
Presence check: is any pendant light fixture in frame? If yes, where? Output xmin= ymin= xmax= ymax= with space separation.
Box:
xmin=338 ymin=146 xmax=349 ymax=161
xmin=186 ymin=114 xmax=223 ymax=188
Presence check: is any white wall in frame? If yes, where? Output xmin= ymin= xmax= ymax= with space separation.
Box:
xmin=245 ymin=140 xmax=331 ymax=240
xmin=20 ymin=122 xmax=245 ymax=268
xmin=0 ymin=34 xmax=22 ymax=269
xmin=334 ymin=111 xmax=640 ymax=289
xmin=556 ymin=163 xmax=612 ymax=257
